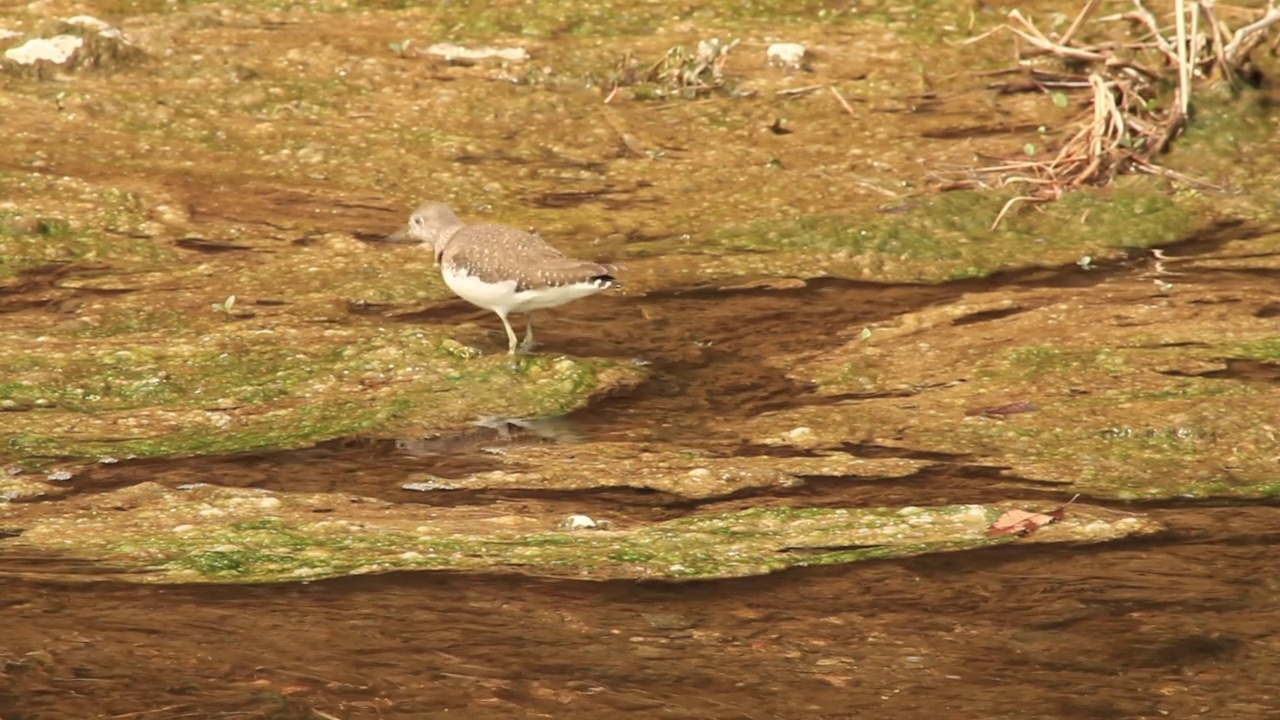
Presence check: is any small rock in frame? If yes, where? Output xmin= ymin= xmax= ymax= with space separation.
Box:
xmin=402 ymin=480 xmax=458 ymax=492
xmin=295 ymin=145 xmax=325 ymax=164
xmin=64 ymin=16 xmax=124 ymax=40
xmin=4 ymin=36 xmax=83 ymax=65
xmin=783 ymin=426 xmax=814 ymax=442
xmin=425 ymin=43 xmax=529 ymax=63
xmin=439 ymin=338 xmax=481 ymax=359
xmin=64 ymin=15 xmax=110 ymax=32
xmin=767 ymin=42 xmax=807 ymax=69
xmin=562 ymin=514 xmax=599 ymax=530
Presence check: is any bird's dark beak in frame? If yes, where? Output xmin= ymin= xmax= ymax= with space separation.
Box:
xmin=381 ymin=226 xmax=414 ymax=244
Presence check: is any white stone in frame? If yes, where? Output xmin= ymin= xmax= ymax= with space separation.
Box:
xmin=783 ymin=426 xmax=814 ymax=441
xmin=425 ymin=43 xmax=529 ymax=62
xmin=767 ymin=43 xmax=807 ymax=68
xmin=64 ymin=15 xmax=123 ymax=39
xmin=562 ymin=514 xmax=598 ymax=530
xmin=64 ymin=15 xmax=110 ymax=31
xmin=4 ymin=35 xmax=82 ymax=65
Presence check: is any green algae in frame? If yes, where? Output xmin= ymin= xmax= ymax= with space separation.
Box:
xmin=0 ymin=324 xmax=646 ymax=466
xmin=706 ymin=184 xmax=1204 ymax=282
xmin=758 ymin=271 xmax=1280 ymax=500
xmin=1234 ymin=338 xmax=1280 ymax=361
xmin=0 ymin=483 xmax=1160 ymax=583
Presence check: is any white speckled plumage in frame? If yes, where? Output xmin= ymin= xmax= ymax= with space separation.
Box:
xmin=391 ymin=202 xmax=619 ymax=354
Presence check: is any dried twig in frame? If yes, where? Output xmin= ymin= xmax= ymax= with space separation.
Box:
xmin=990 ymin=195 xmax=1044 ymax=230
xmin=828 ymin=85 xmax=857 ymax=118
xmin=1200 ymin=0 xmax=1236 ymax=85
xmin=1059 ymin=0 xmax=1105 ymax=44
xmin=1174 ymin=0 xmax=1191 ymax=115
xmin=958 ymin=0 xmax=1277 ymax=227
xmin=1225 ymin=6 xmax=1280 ymax=63
xmin=776 ymin=84 xmax=824 ymax=97
xmin=1007 ymin=10 xmax=1109 ymax=60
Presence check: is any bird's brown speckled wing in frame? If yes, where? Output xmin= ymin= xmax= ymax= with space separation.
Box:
xmin=442 ymin=224 xmax=614 ymax=291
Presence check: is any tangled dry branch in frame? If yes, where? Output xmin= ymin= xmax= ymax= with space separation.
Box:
xmin=953 ymin=0 xmax=1280 ymax=228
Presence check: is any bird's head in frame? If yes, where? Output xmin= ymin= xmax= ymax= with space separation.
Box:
xmin=386 ymin=202 xmax=465 ymax=261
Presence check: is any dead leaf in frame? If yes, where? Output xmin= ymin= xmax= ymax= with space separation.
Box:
xmin=987 ymin=495 xmax=1079 ymax=537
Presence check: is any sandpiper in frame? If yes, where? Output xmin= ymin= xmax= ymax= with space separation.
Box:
xmin=389 ymin=202 xmax=619 ymax=354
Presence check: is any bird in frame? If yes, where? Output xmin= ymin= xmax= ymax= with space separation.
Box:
xmin=388 ymin=202 xmax=619 ymax=354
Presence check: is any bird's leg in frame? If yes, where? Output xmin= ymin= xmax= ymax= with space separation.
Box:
xmin=518 ymin=313 xmax=537 ymax=353
xmin=498 ymin=312 xmax=520 ymax=355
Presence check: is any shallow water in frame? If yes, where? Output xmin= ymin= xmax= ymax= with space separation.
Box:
xmin=5 ymin=503 xmax=1280 ymax=719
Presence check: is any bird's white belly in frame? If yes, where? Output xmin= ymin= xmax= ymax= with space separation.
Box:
xmin=442 ymin=267 xmax=605 ymax=315
xmin=442 ymin=267 xmax=519 ymax=313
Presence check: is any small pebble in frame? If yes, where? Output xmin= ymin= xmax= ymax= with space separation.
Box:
xmin=783 ymin=426 xmax=814 ymax=442
xmin=767 ymin=42 xmax=807 ymax=68
xmin=402 ymin=480 xmax=458 ymax=492
xmin=562 ymin=514 xmax=598 ymax=530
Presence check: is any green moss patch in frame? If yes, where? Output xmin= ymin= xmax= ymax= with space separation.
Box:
xmin=750 ymin=263 xmax=1280 ymax=499
xmin=0 ymin=320 xmax=646 ymax=466
xmin=0 ymin=483 xmax=1160 ymax=583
